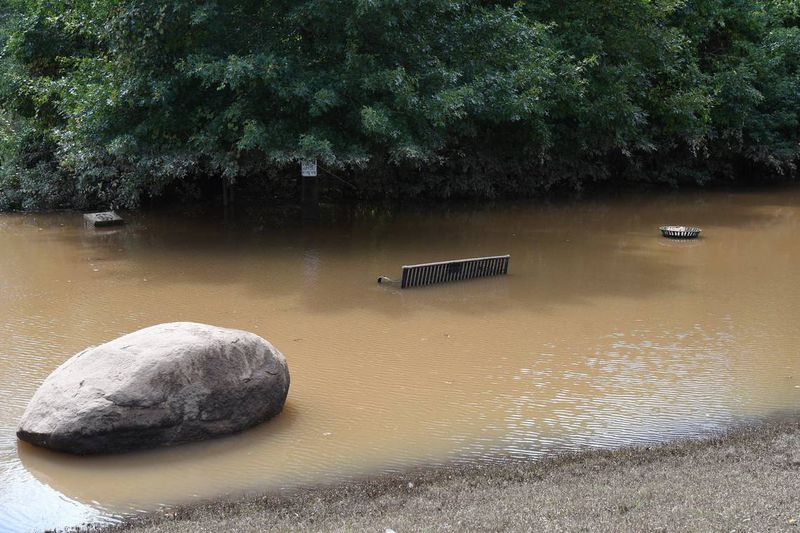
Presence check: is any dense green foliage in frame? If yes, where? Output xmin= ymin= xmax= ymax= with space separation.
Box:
xmin=1 ymin=0 xmax=798 ymax=209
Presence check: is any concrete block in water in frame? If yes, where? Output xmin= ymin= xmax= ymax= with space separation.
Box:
xmin=83 ymin=211 xmax=125 ymax=228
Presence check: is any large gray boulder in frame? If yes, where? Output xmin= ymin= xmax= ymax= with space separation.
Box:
xmin=17 ymin=322 xmax=289 ymax=454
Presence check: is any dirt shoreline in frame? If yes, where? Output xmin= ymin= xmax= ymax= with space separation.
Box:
xmin=96 ymin=416 xmax=800 ymax=532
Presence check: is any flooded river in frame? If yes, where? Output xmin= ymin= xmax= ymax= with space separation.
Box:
xmin=1 ymin=189 xmax=799 ymax=531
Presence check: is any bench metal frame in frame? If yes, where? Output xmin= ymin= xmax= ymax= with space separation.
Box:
xmin=400 ymin=255 xmax=509 ymax=289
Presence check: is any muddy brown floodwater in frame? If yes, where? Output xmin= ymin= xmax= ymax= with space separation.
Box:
xmin=1 ymin=189 xmax=799 ymax=531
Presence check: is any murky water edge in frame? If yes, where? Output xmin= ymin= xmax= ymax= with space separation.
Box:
xmin=1 ymin=189 xmax=799 ymax=531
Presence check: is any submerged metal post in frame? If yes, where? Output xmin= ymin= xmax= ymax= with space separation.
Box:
xmin=300 ymin=160 xmax=319 ymax=207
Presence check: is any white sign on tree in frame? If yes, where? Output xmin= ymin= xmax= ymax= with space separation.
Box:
xmin=301 ymin=159 xmax=318 ymax=177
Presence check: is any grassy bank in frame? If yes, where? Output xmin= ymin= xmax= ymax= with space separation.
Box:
xmin=100 ymin=417 xmax=800 ymax=532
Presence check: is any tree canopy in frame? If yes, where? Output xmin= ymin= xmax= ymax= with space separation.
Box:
xmin=1 ymin=0 xmax=798 ymax=209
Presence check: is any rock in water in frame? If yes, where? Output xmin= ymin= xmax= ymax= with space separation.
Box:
xmin=16 ymin=322 xmax=290 ymax=454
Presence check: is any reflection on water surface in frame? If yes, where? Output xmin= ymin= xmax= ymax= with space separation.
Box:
xmin=1 ymin=189 xmax=799 ymax=531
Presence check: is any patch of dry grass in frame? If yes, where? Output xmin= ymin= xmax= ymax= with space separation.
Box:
xmin=98 ymin=417 xmax=800 ymax=532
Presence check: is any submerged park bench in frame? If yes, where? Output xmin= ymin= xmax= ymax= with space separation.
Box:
xmin=379 ymin=254 xmax=510 ymax=289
